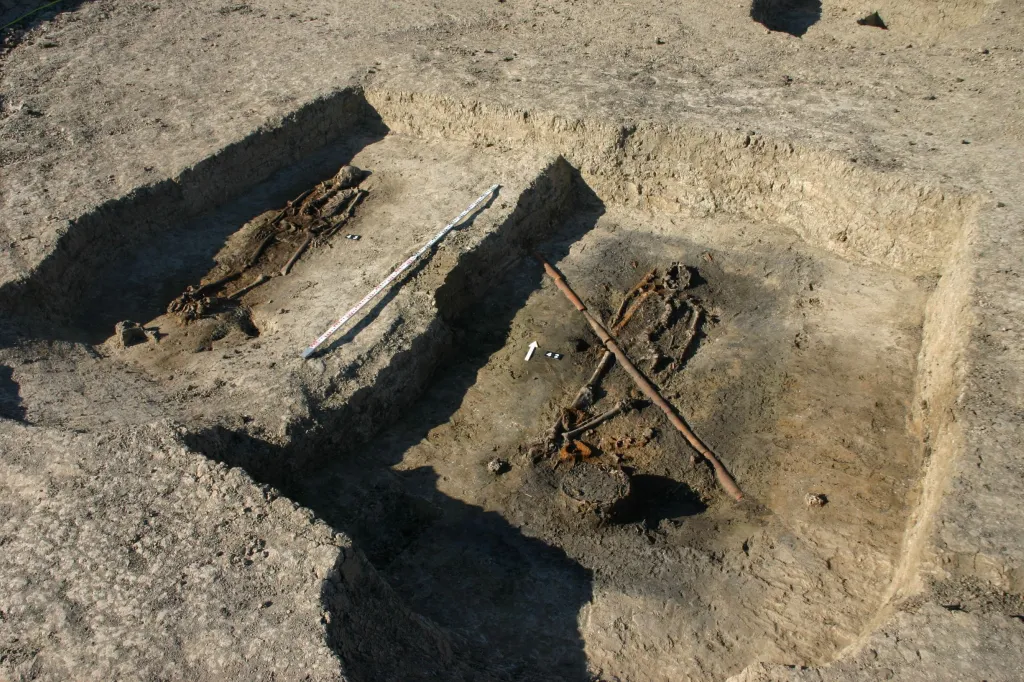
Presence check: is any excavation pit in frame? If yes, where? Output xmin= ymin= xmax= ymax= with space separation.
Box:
xmin=294 ymin=199 xmax=935 ymax=680
xmin=0 ymin=89 xmax=980 ymax=681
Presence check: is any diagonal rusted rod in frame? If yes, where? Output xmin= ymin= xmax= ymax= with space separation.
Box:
xmin=535 ymin=254 xmax=743 ymax=501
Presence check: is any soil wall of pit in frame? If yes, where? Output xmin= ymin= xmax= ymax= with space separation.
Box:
xmin=364 ymin=89 xmax=978 ymax=276
xmin=0 ymin=85 xmax=978 ymax=321
xmin=887 ymin=217 xmax=978 ymax=602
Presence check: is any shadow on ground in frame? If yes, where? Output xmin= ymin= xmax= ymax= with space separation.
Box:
xmin=0 ymin=365 xmax=25 ymax=421
xmin=750 ymin=0 xmax=821 ymax=37
xmin=1 ymin=0 xmax=89 ymax=37
xmin=611 ymin=474 xmax=707 ymax=527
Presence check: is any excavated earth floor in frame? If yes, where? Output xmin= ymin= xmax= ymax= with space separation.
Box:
xmin=2 ymin=1 xmax=1024 ymax=681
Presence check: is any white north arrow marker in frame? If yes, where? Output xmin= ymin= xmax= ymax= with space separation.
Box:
xmin=524 ymin=341 xmax=539 ymax=362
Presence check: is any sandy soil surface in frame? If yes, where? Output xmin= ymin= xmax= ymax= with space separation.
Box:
xmin=2 ymin=1 xmax=1023 ymax=681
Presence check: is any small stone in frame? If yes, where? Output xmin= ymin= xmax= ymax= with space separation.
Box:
xmin=805 ymin=493 xmax=828 ymax=507
xmin=115 ymin=320 xmax=147 ymax=348
xmin=487 ymin=457 xmax=510 ymax=475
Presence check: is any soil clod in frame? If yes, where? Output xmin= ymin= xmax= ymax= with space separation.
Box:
xmin=114 ymin=320 xmax=147 ymax=348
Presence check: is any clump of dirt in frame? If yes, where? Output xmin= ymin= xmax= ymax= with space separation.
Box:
xmin=179 ymin=304 xmax=261 ymax=354
xmin=113 ymin=320 xmax=148 ymax=348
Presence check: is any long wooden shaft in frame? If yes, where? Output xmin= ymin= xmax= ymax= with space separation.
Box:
xmin=536 ymin=256 xmax=743 ymax=501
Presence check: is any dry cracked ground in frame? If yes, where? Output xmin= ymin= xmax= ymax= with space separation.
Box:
xmin=1 ymin=0 xmax=1024 ymax=680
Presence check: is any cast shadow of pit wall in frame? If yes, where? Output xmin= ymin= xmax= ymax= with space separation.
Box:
xmin=0 ymin=365 xmax=26 ymax=422
xmin=1 ymin=0 xmax=90 ymax=38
